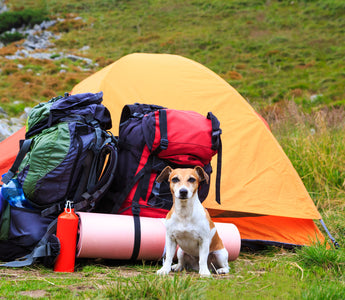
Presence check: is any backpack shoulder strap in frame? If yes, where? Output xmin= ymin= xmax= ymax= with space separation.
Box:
xmin=74 ymin=142 xmax=118 ymax=212
xmin=1 ymin=139 xmax=32 ymax=184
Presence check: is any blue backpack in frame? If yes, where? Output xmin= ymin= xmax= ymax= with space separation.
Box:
xmin=0 ymin=92 xmax=118 ymax=264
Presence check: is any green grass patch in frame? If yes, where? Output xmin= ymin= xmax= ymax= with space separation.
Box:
xmin=0 ymin=31 xmax=25 ymax=44
xmin=1 ymin=247 xmax=344 ymax=299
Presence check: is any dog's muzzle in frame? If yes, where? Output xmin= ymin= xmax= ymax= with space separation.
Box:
xmin=178 ymin=188 xmax=189 ymax=199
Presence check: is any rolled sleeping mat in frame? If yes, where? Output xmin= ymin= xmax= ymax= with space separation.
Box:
xmin=76 ymin=212 xmax=241 ymax=261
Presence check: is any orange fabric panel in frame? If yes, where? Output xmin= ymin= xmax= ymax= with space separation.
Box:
xmin=213 ymin=215 xmax=325 ymax=246
xmin=72 ymin=53 xmax=320 ymax=220
xmin=0 ymin=126 xmax=25 ymax=176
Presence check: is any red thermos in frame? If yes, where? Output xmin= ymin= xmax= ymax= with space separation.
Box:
xmin=54 ymin=201 xmax=79 ymax=272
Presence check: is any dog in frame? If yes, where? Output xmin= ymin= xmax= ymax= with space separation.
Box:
xmin=156 ymin=166 xmax=229 ymax=277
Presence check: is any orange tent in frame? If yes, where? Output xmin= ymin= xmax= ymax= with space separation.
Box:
xmin=0 ymin=53 xmax=328 ymax=248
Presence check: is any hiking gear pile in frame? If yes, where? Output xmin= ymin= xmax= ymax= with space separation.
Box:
xmin=0 ymin=92 xmax=118 ymax=263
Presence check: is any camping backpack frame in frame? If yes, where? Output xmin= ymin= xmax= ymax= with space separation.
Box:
xmin=101 ymin=103 xmax=222 ymax=260
xmin=0 ymin=92 xmax=118 ymax=265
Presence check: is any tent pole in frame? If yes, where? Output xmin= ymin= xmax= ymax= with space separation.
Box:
xmin=319 ymin=219 xmax=339 ymax=248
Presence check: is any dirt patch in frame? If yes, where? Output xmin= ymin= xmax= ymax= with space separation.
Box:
xmin=19 ymin=290 xmax=47 ymax=298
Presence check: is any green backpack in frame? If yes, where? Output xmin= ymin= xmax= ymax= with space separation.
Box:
xmin=0 ymin=92 xmax=118 ymax=265
xmin=2 ymin=91 xmax=118 ymax=216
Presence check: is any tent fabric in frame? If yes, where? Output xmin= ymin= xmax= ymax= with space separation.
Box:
xmin=210 ymin=211 xmax=324 ymax=247
xmin=0 ymin=53 xmax=325 ymax=247
xmin=72 ymin=53 xmax=321 ymax=218
xmin=72 ymin=53 xmax=324 ymax=247
xmin=0 ymin=126 xmax=25 ymax=176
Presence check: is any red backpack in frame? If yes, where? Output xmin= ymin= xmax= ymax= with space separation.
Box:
xmin=98 ymin=103 xmax=222 ymax=259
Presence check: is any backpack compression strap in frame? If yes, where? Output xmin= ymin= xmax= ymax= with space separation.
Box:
xmin=0 ymin=219 xmax=59 ymax=268
xmin=207 ymin=112 xmax=222 ymax=204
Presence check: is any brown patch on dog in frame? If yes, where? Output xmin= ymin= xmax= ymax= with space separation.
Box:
xmin=210 ymin=231 xmax=225 ymax=252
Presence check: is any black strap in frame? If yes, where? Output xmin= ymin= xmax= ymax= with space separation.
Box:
xmin=1 ymin=139 xmax=32 ymax=184
xmin=215 ymin=139 xmax=222 ymax=204
xmin=124 ymin=158 xmax=156 ymax=261
xmin=207 ymin=112 xmax=222 ymax=204
xmin=158 ymin=109 xmax=168 ymax=150
xmin=139 ymin=156 xmax=154 ymax=201
xmin=0 ymin=219 xmax=58 ymax=267
xmin=75 ymin=145 xmax=117 ymax=212
xmin=110 ymin=166 xmax=147 ymax=214
xmin=152 ymin=109 xmax=168 ymax=156
xmin=130 ymin=215 xmax=141 ymax=261
xmin=129 ymin=178 xmax=145 ymax=261
xmin=41 ymin=201 xmax=65 ymax=217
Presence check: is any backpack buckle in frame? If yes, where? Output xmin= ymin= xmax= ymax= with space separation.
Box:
xmin=160 ymin=138 xmax=169 ymax=150
xmin=212 ymin=129 xmax=222 ymax=137
xmin=1 ymin=170 xmax=14 ymax=184
xmin=132 ymin=202 xmax=141 ymax=216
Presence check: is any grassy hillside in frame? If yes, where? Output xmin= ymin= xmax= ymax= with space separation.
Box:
xmin=0 ymin=0 xmax=344 ymax=298
xmin=1 ymin=0 xmax=345 ymax=111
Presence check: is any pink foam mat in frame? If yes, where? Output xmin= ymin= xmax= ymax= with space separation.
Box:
xmin=77 ymin=212 xmax=241 ymax=261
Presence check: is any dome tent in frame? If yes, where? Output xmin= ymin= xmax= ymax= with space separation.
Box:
xmin=71 ymin=53 xmax=329 ymax=248
xmin=0 ymin=53 xmax=330 ymax=248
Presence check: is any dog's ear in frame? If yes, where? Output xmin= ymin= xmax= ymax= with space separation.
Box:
xmin=156 ymin=166 xmax=173 ymax=183
xmin=194 ymin=166 xmax=209 ymax=184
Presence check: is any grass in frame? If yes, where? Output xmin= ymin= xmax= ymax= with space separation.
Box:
xmin=266 ymin=102 xmax=345 ymax=202
xmin=0 ymin=245 xmax=344 ymax=299
xmin=1 ymin=0 xmax=345 ymax=111
xmin=0 ymin=0 xmax=345 ymax=298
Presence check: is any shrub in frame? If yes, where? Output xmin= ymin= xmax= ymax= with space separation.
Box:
xmin=296 ymin=241 xmax=345 ymax=274
xmin=0 ymin=32 xmax=24 ymax=44
xmin=0 ymin=9 xmax=49 ymax=34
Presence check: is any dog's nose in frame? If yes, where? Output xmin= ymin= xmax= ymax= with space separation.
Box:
xmin=179 ymin=188 xmax=188 ymax=199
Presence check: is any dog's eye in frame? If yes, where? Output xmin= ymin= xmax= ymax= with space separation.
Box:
xmin=171 ymin=177 xmax=180 ymax=183
xmin=188 ymin=177 xmax=196 ymax=183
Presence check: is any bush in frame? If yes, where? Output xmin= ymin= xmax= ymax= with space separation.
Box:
xmin=0 ymin=32 xmax=24 ymax=44
xmin=0 ymin=9 xmax=49 ymax=34
xmin=296 ymin=241 xmax=345 ymax=274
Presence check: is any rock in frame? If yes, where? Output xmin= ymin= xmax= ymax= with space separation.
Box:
xmin=0 ymin=0 xmax=8 ymax=13
xmin=310 ymin=94 xmax=323 ymax=102
xmin=79 ymin=45 xmax=90 ymax=52
xmin=0 ymin=120 xmax=12 ymax=141
xmin=66 ymin=54 xmax=93 ymax=66
xmin=0 ymin=107 xmax=7 ymax=116
xmin=1 ymin=6 xmax=95 ymax=65
xmin=0 ymin=114 xmax=27 ymax=141
xmin=40 ymin=20 xmax=57 ymax=30
xmin=0 ymin=107 xmax=29 ymax=141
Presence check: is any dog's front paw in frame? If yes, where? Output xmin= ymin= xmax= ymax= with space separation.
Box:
xmin=171 ymin=263 xmax=183 ymax=272
xmin=156 ymin=266 xmax=171 ymax=275
xmin=199 ymin=267 xmax=211 ymax=277
xmin=216 ymin=267 xmax=229 ymax=274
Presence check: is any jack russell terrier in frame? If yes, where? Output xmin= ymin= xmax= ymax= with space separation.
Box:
xmin=156 ymin=166 xmax=229 ymax=277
